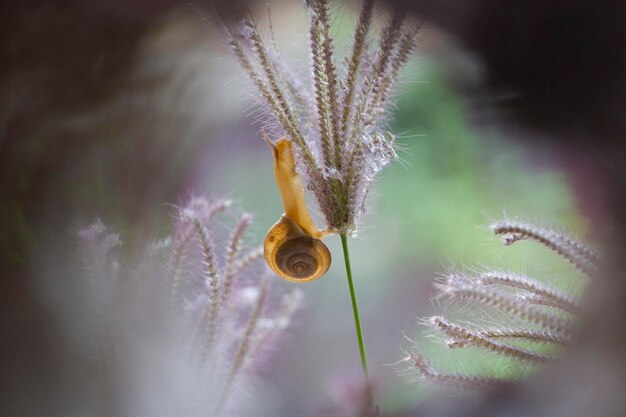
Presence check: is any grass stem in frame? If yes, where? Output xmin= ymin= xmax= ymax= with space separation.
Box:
xmin=340 ymin=233 xmax=374 ymax=409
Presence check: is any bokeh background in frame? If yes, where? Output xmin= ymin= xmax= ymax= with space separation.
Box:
xmin=1 ymin=1 xmax=590 ymax=415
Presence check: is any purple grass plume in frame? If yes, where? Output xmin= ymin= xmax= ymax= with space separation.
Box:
xmin=211 ymin=0 xmax=422 ymax=235
xmin=400 ymin=219 xmax=597 ymax=390
xmin=75 ymin=197 xmax=302 ymax=416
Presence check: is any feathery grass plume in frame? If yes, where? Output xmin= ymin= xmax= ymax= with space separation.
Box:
xmin=75 ymin=197 xmax=302 ymax=417
xmin=215 ymin=0 xmax=422 ymax=234
xmin=399 ymin=352 xmax=518 ymax=389
xmin=491 ymin=220 xmax=598 ymax=275
xmin=401 ymin=219 xmax=596 ymax=390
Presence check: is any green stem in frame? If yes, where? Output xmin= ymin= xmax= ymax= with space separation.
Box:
xmin=340 ymin=233 xmax=374 ymax=408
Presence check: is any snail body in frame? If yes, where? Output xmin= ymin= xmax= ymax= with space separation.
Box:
xmin=263 ymin=137 xmax=332 ymax=282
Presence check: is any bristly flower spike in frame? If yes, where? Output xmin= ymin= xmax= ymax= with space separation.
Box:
xmin=490 ymin=220 xmax=598 ymax=275
xmin=216 ymin=0 xmax=422 ymax=235
xmin=403 ymin=219 xmax=597 ymax=391
xmin=75 ymin=197 xmax=301 ymax=417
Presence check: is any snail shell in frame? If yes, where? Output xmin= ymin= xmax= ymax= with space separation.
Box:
xmin=264 ymin=214 xmax=331 ymax=283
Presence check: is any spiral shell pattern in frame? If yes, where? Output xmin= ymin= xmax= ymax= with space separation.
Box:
xmin=264 ymin=215 xmax=331 ymax=282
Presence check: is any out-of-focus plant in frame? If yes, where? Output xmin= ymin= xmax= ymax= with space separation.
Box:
xmin=203 ymin=0 xmax=422 ymax=406
xmin=400 ymin=219 xmax=597 ymax=389
xmin=75 ymin=197 xmax=302 ymax=416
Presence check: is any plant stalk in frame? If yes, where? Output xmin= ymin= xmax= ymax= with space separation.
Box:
xmin=340 ymin=233 xmax=373 ymax=408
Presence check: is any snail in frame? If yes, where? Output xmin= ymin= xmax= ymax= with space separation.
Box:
xmin=263 ymin=137 xmax=332 ymax=282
